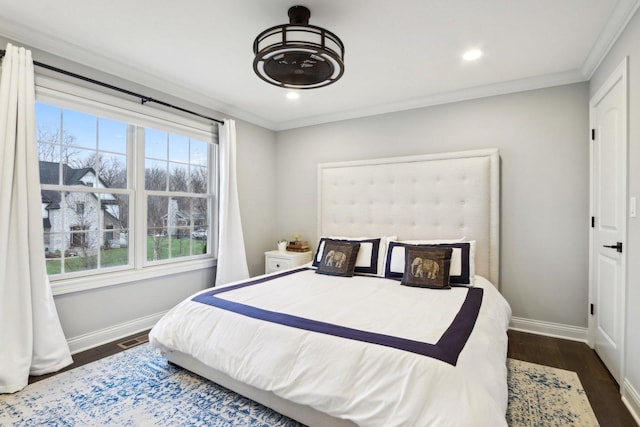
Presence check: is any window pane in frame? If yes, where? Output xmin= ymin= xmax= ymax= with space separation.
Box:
xmin=145 ymin=128 xmax=167 ymax=160
xmin=147 ymin=195 xmax=168 ymax=235
xmin=65 ymin=230 xmax=100 ymax=273
xmin=98 ymin=153 xmax=127 ymax=189
xmin=101 ymin=193 xmax=128 ymax=234
xmin=190 ymin=139 xmax=208 ymax=167
xmin=65 ymin=148 xmax=96 ymax=186
xmin=190 ymin=197 xmax=209 ymax=255
xmin=45 ymin=231 xmax=62 ymax=275
xmin=169 ymin=133 xmax=189 ymax=163
xmin=113 ymin=194 xmax=129 ymax=229
xmin=190 ymin=166 xmax=207 ymax=193
xmin=102 ymin=227 xmax=128 ymax=268
xmin=66 ymin=191 xmax=100 ymax=233
xmin=44 ymin=214 xmax=63 ymax=254
xmin=36 ymin=103 xmax=61 ymax=143
xmin=169 ymin=163 xmax=188 ymax=192
xmin=192 ymin=197 xmax=209 ymax=233
xmin=46 ymin=257 xmax=62 ymax=275
xmin=38 ymin=144 xmax=60 ymax=166
xmin=145 ymin=159 xmax=168 ymax=191
xmin=98 ymin=117 xmax=127 ymax=154
xmin=171 ymin=227 xmax=192 ymax=259
xmin=147 ymin=195 xmax=169 ymax=261
xmin=36 ymin=103 xmax=63 ymax=166
xmin=63 ymin=109 xmax=96 ymax=149
xmin=40 ymin=161 xmax=61 ymax=185
xmin=170 ymin=197 xmax=190 ymax=235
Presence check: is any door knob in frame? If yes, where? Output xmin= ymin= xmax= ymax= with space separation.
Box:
xmin=603 ymin=242 xmax=623 ymax=253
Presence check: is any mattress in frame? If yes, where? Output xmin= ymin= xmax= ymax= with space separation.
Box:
xmin=149 ymin=267 xmax=511 ymax=426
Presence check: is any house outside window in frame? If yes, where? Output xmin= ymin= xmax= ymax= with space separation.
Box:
xmin=35 ymin=81 xmax=218 ymax=288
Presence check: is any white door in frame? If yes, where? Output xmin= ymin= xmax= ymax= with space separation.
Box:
xmin=589 ymin=57 xmax=628 ymax=384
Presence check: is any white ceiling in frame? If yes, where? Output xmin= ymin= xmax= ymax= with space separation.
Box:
xmin=0 ymin=0 xmax=638 ymax=130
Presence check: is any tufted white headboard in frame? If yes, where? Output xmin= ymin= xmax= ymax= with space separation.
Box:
xmin=317 ymin=149 xmax=500 ymax=286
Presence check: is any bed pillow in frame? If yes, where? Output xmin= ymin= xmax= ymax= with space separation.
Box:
xmin=385 ymin=240 xmax=475 ymax=286
xmin=315 ymin=240 xmax=361 ymax=277
xmin=401 ymin=246 xmax=453 ymax=289
xmin=313 ymin=235 xmax=396 ymax=276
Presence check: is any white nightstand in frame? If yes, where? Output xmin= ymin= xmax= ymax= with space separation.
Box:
xmin=264 ymin=250 xmax=313 ymax=274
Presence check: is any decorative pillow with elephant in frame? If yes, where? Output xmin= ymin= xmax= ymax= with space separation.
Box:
xmin=312 ymin=236 xmax=396 ymax=276
xmin=401 ymin=246 xmax=453 ymax=289
xmin=384 ymin=240 xmax=475 ymax=286
xmin=315 ymin=240 xmax=361 ymax=277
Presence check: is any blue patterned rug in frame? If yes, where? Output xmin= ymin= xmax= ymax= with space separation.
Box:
xmin=506 ymin=359 xmax=599 ymax=426
xmin=0 ymin=343 xmax=599 ymax=426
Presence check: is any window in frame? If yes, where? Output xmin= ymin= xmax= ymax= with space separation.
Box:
xmin=35 ymin=83 xmax=218 ymax=287
xmin=144 ymin=129 xmax=210 ymax=262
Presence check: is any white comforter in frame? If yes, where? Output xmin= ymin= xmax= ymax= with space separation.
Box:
xmin=149 ymin=268 xmax=511 ymax=427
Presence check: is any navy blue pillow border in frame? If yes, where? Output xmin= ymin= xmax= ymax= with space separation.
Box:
xmin=385 ymin=241 xmax=471 ymax=285
xmin=192 ymin=267 xmax=483 ymax=366
xmin=312 ymin=237 xmax=380 ymax=275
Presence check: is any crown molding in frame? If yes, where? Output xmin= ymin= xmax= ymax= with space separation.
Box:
xmin=272 ymin=70 xmax=587 ymax=131
xmin=581 ymin=0 xmax=640 ymax=79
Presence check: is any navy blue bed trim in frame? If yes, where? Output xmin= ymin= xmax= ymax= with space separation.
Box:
xmin=192 ymin=268 xmax=483 ymax=366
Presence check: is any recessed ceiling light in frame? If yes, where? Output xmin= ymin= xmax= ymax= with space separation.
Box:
xmin=462 ymin=49 xmax=483 ymax=61
xmin=286 ymin=92 xmax=300 ymax=100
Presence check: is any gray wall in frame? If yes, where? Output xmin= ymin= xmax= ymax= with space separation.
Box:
xmin=55 ymin=268 xmax=214 ymax=345
xmin=590 ymin=5 xmax=640 ymax=409
xmin=235 ymin=120 xmax=278 ymax=276
xmin=275 ymin=83 xmax=590 ymax=328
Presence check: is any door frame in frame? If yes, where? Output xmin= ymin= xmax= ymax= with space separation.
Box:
xmin=588 ymin=56 xmax=628 ymax=385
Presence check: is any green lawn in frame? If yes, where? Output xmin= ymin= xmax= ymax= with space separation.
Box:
xmin=46 ymin=236 xmax=207 ymax=275
xmin=146 ymin=235 xmax=207 ymax=261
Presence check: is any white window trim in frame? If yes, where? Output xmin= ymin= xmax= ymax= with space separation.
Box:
xmin=35 ymin=76 xmax=219 ymax=295
xmin=35 ymin=75 xmax=217 ymax=138
xmin=51 ymin=258 xmax=217 ymax=296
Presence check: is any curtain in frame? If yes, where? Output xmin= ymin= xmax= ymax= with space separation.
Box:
xmin=215 ymin=119 xmax=249 ymax=285
xmin=0 ymin=43 xmax=72 ymax=394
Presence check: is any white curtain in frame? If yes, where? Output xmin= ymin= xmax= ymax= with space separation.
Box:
xmin=0 ymin=43 xmax=72 ymax=394
xmin=215 ymin=119 xmax=249 ymax=285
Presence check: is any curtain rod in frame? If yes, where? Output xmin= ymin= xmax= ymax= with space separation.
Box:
xmin=0 ymin=49 xmax=224 ymax=125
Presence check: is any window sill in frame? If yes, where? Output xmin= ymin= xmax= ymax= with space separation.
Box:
xmin=51 ymin=258 xmax=217 ymax=296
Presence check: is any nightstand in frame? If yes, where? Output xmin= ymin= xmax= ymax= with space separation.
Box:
xmin=265 ymin=250 xmax=313 ymax=274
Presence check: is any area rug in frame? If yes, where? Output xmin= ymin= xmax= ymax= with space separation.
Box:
xmin=0 ymin=344 xmax=600 ymax=426
xmin=506 ymin=359 xmax=599 ymax=426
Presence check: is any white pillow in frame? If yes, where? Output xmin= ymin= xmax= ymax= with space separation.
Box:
xmin=385 ymin=239 xmax=476 ymax=286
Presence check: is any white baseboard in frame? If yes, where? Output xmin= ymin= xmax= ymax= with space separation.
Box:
xmin=622 ymin=379 xmax=640 ymax=426
xmin=509 ymin=316 xmax=589 ymax=343
xmin=66 ymin=310 xmax=168 ymax=354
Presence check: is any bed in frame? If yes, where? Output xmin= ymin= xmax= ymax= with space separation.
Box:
xmin=149 ymin=148 xmax=511 ymax=426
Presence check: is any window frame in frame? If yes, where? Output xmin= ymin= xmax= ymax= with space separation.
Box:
xmin=35 ymin=76 xmax=218 ymax=296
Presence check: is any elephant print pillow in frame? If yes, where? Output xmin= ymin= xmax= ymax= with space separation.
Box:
xmin=316 ymin=240 xmax=361 ymax=277
xmin=401 ymin=246 xmax=453 ymax=289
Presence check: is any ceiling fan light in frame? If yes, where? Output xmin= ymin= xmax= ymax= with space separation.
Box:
xmin=253 ymin=6 xmax=345 ymax=89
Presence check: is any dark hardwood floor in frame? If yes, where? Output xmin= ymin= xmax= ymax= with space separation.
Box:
xmin=29 ymin=329 xmax=638 ymax=426
xmin=27 ymin=330 xmax=151 ymax=385
xmin=508 ymin=329 xmax=637 ymax=426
